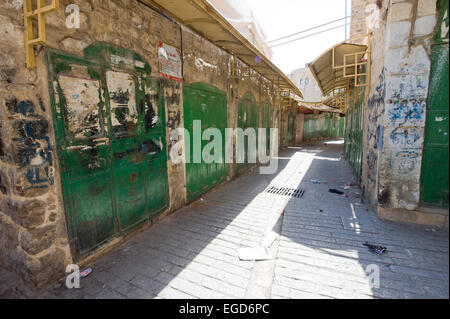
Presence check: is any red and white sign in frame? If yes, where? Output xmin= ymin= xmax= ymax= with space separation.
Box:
xmin=158 ymin=41 xmax=182 ymax=82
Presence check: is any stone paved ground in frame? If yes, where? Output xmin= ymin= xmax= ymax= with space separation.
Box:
xmin=0 ymin=140 xmax=448 ymax=299
xmin=271 ymin=141 xmax=449 ymax=299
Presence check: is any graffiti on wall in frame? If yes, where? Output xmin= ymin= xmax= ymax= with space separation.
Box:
xmin=388 ymin=147 xmax=421 ymax=175
xmin=386 ymin=74 xmax=428 ymax=127
xmin=384 ymin=73 xmax=427 ymax=178
xmin=6 ymin=97 xmax=54 ymax=191
xmin=387 ymin=94 xmax=425 ymax=126
xmin=365 ymin=68 xmax=386 ymax=182
xmin=389 ymin=128 xmax=421 ymax=146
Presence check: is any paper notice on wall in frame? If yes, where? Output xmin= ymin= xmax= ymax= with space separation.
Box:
xmin=57 ymin=73 xmax=101 ymax=139
xmin=158 ymin=41 xmax=182 ymax=82
xmin=106 ymin=70 xmax=138 ymax=133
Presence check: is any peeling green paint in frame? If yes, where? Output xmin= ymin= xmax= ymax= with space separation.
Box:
xmin=45 ymin=43 xmax=169 ymax=260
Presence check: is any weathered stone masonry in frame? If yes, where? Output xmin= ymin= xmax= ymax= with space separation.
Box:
xmin=0 ymin=0 xmax=290 ymax=286
xmin=353 ymin=0 xmax=448 ymax=226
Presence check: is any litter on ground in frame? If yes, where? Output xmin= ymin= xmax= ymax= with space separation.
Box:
xmin=262 ymin=231 xmax=279 ymax=248
xmin=329 ymin=188 xmax=344 ymax=195
xmin=237 ymin=247 xmax=272 ymax=261
xmin=78 ymin=267 xmax=92 ymax=279
xmin=363 ymin=242 xmax=387 ymax=255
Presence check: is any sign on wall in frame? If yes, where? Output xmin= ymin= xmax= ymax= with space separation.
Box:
xmin=158 ymin=41 xmax=182 ymax=82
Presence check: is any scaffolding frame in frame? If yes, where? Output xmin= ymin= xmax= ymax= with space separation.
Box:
xmin=24 ymin=0 xmax=59 ymax=68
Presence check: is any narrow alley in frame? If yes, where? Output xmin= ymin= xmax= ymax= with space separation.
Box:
xmin=3 ymin=140 xmax=445 ymax=299
xmin=0 ymin=0 xmax=449 ymax=303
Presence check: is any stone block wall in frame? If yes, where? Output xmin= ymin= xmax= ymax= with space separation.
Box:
xmin=355 ymin=0 xmax=443 ymax=224
xmin=360 ymin=0 xmax=389 ymax=208
xmin=379 ymin=0 xmax=437 ymax=211
xmin=0 ymin=0 xmax=286 ymax=286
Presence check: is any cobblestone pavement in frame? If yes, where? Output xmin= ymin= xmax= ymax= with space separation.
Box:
xmin=1 ymin=140 xmax=448 ymax=299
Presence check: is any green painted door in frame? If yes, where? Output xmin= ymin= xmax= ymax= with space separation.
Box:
xmin=262 ymin=102 xmax=273 ymax=154
xmin=339 ymin=117 xmax=345 ymax=137
xmin=345 ymin=87 xmax=364 ymax=182
xmin=322 ymin=115 xmax=331 ymax=138
xmin=303 ymin=114 xmax=314 ymax=141
xmin=46 ymin=44 xmax=169 ymax=259
xmin=420 ymin=0 xmax=449 ymax=207
xmin=237 ymin=92 xmax=259 ymax=172
xmin=183 ymin=83 xmax=227 ymax=202
xmin=303 ymin=115 xmax=309 ymax=141
xmin=48 ymin=53 xmax=117 ymax=256
xmin=287 ymin=112 xmax=295 ymax=144
xmin=331 ymin=116 xmax=337 ymax=138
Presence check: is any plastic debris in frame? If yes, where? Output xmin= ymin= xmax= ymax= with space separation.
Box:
xmin=237 ymin=247 xmax=272 ymax=261
xmin=405 ymin=249 xmax=414 ymax=259
xmin=344 ymin=185 xmax=351 ymax=190
xmin=329 ymin=188 xmax=344 ymax=195
xmin=78 ymin=267 xmax=92 ymax=279
xmin=311 ymin=179 xmax=320 ymax=184
xmin=262 ymin=231 xmax=279 ymax=248
xmin=363 ymin=242 xmax=387 ymax=255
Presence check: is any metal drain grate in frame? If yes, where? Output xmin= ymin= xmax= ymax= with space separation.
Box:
xmin=265 ymin=186 xmax=305 ymax=198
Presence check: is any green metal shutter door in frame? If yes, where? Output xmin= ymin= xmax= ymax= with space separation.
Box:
xmin=183 ymin=83 xmax=227 ymax=202
xmin=46 ymin=45 xmax=169 ymax=260
xmin=420 ymin=0 xmax=449 ymax=207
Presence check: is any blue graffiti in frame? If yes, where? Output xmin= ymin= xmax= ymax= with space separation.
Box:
xmin=6 ymin=98 xmax=36 ymax=116
xmin=388 ymin=98 xmax=424 ymax=123
xmin=395 ymin=150 xmax=419 ymax=158
xmin=390 ymin=129 xmax=421 ymax=146
xmin=8 ymin=98 xmax=54 ymax=190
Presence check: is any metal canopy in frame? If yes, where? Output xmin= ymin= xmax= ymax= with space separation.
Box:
xmin=144 ymin=0 xmax=303 ymax=98
xmin=298 ymin=101 xmax=342 ymax=114
xmin=309 ymin=42 xmax=367 ymax=96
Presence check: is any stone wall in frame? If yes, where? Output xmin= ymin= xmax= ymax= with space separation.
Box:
xmin=355 ymin=0 xmax=444 ymax=225
xmin=350 ymin=0 xmax=381 ymax=41
xmin=360 ymin=0 xmax=389 ymax=208
xmin=379 ymin=0 xmax=437 ymax=211
xmin=0 ymin=0 xmax=288 ymax=286
xmin=287 ymin=67 xmax=323 ymax=102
